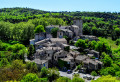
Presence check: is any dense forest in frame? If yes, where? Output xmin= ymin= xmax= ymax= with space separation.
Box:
xmin=0 ymin=7 xmax=120 ymax=81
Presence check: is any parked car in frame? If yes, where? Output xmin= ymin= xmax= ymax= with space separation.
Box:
xmin=87 ymin=76 xmax=92 ymax=80
xmin=62 ymin=67 xmax=67 ymax=72
xmin=67 ymin=70 xmax=72 ymax=74
xmin=83 ymin=75 xmax=87 ymax=79
xmin=72 ymin=72 xmax=79 ymax=75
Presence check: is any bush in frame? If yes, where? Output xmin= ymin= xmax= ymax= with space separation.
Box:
xmin=26 ymin=62 xmax=38 ymax=73
xmin=75 ymin=39 xmax=88 ymax=50
xmin=34 ymin=25 xmax=45 ymax=33
xmin=72 ymin=77 xmax=84 ymax=82
xmin=21 ymin=73 xmax=39 ymax=82
xmin=91 ymin=71 xmax=97 ymax=76
xmin=39 ymin=78 xmax=48 ymax=82
xmin=57 ymin=77 xmax=71 ymax=82
xmin=77 ymin=64 xmax=81 ymax=70
xmin=116 ymin=39 xmax=120 ymax=45
xmin=0 ymin=58 xmax=9 ymax=67
xmin=51 ymin=27 xmax=59 ymax=38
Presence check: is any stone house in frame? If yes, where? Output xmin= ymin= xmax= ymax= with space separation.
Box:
xmin=54 ymin=50 xmax=68 ymax=61
xmin=88 ymin=50 xmax=99 ymax=58
xmin=75 ymin=55 xmax=88 ymax=65
xmin=33 ymin=59 xmax=48 ymax=70
xmin=69 ymin=51 xmax=80 ymax=58
xmin=60 ymin=55 xmax=75 ymax=69
xmin=35 ymin=39 xmax=50 ymax=50
xmin=83 ymin=59 xmax=103 ymax=71
xmin=57 ymin=29 xmax=73 ymax=38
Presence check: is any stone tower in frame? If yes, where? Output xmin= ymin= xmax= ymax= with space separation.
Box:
xmin=73 ymin=19 xmax=83 ymax=36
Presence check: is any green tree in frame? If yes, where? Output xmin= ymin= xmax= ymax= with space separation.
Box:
xmin=91 ymin=75 xmax=119 ymax=82
xmin=0 ymin=58 xmax=9 ymax=67
xmin=83 ymin=23 xmax=91 ymax=35
xmin=77 ymin=64 xmax=82 ymax=70
xmin=26 ymin=62 xmax=38 ymax=73
xmin=48 ymin=68 xmax=60 ymax=82
xmin=72 ymin=77 xmax=84 ymax=82
xmin=7 ymin=43 xmax=26 ymax=53
xmin=95 ymin=41 xmax=111 ymax=54
xmin=115 ymin=28 xmax=120 ymax=38
xmin=75 ymin=39 xmax=88 ymax=50
xmin=21 ymin=73 xmax=39 ymax=82
xmin=34 ymin=25 xmax=45 ymax=33
xmin=57 ymin=77 xmax=71 ymax=82
xmin=39 ymin=78 xmax=48 ymax=82
xmin=115 ymin=71 xmax=120 ymax=77
xmin=11 ymin=60 xmax=25 ymax=70
xmin=116 ymin=39 xmax=120 ymax=45
xmin=100 ymin=67 xmax=115 ymax=76
xmin=102 ymin=54 xmax=113 ymax=67
xmin=51 ymin=27 xmax=59 ymax=38
xmin=88 ymin=40 xmax=97 ymax=50
xmin=91 ymin=71 xmax=97 ymax=76
xmin=40 ymin=67 xmax=48 ymax=78
xmin=27 ymin=44 xmax=35 ymax=60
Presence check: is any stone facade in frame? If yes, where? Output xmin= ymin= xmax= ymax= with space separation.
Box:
xmin=73 ymin=19 xmax=83 ymax=36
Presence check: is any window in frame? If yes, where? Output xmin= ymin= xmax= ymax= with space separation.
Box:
xmin=48 ymin=54 xmax=49 ymax=56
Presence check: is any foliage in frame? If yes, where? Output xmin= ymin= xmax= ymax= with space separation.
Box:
xmin=26 ymin=62 xmax=38 ymax=73
xmin=102 ymin=54 xmax=113 ymax=67
xmin=0 ymin=58 xmax=9 ymax=67
xmin=99 ymin=37 xmax=118 ymax=50
xmin=0 ymin=60 xmax=28 ymax=81
xmin=115 ymin=71 xmax=120 ymax=77
xmin=95 ymin=41 xmax=111 ymax=54
xmin=72 ymin=77 xmax=84 ymax=82
xmin=27 ymin=45 xmax=35 ymax=60
xmin=77 ymin=64 xmax=81 ymax=70
xmin=88 ymin=40 xmax=97 ymax=50
xmin=11 ymin=60 xmax=25 ymax=70
xmin=7 ymin=43 xmax=27 ymax=60
xmin=34 ymin=25 xmax=45 ymax=33
xmin=75 ymin=39 xmax=88 ymax=50
xmin=51 ymin=27 xmax=59 ymax=38
xmin=91 ymin=71 xmax=97 ymax=76
xmin=91 ymin=75 xmax=119 ymax=82
xmin=64 ymin=46 xmax=70 ymax=52
xmin=100 ymin=67 xmax=115 ymax=76
xmin=116 ymin=39 xmax=120 ymax=45
xmin=40 ymin=67 xmax=48 ymax=78
xmin=48 ymin=68 xmax=60 ymax=82
xmin=58 ymin=59 xmax=70 ymax=69
xmin=39 ymin=78 xmax=48 ymax=82
xmin=57 ymin=77 xmax=71 ymax=82
xmin=21 ymin=73 xmax=39 ymax=82
xmin=0 ymin=41 xmax=10 ymax=51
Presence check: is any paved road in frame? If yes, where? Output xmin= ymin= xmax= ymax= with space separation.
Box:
xmin=59 ymin=71 xmax=100 ymax=82
xmin=59 ymin=71 xmax=73 ymax=79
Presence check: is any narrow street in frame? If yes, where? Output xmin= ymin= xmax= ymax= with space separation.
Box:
xmin=59 ymin=71 xmax=100 ymax=82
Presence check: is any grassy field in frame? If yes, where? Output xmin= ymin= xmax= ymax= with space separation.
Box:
xmin=98 ymin=37 xmax=118 ymax=50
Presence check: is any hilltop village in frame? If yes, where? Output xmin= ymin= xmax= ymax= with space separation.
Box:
xmin=27 ymin=19 xmax=102 ymax=74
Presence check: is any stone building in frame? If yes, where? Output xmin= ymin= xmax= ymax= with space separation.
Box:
xmin=83 ymin=59 xmax=103 ymax=71
xmin=73 ymin=19 xmax=83 ymax=36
